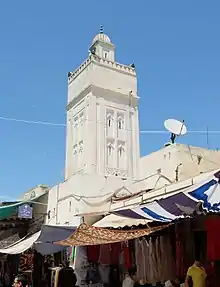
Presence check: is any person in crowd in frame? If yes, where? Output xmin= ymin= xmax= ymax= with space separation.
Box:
xmin=172 ymin=277 xmax=181 ymax=287
xmin=57 ymin=261 xmax=77 ymax=287
xmin=122 ymin=269 xmax=135 ymax=287
xmin=13 ymin=274 xmax=28 ymax=287
xmin=206 ymin=261 xmax=220 ymax=287
xmin=185 ymin=258 xmax=207 ymax=287
xmin=165 ymin=281 xmax=174 ymax=287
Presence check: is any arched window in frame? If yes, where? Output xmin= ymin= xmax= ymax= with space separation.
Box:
xmin=107 ymin=143 xmax=114 ymax=156
xmin=118 ymin=145 xmax=124 ymax=157
xmin=117 ymin=115 xmax=124 ymax=131
xmin=118 ymin=117 xmax=123 ymax=129
xmin=107 ymin=113 xmax=113 ymax=128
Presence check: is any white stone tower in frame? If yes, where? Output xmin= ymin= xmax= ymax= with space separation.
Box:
xmin=65 ymin=26 xmax=140 ymax=180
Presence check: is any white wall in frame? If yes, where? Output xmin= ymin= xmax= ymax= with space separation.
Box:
xmin=46 ymin=173 xmax=127 ymax=225
xmin=46 ymin=185 xmax=59 ymax=225
xmin=140 ymin=143 xmax=220 ymax=182
xmin=32 ymin=193 xmax=48 ymax=224
xmin=91 ymin=60 xmax=137 ymax=96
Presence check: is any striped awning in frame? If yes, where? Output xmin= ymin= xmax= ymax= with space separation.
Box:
xmin=113 ymin=170 xmax=220 ymax=222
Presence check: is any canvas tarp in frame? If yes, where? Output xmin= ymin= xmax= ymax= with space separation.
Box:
xmin=0 ymin=225 xmax=77 ymax=255
xmin=113 ymin=170 xmax=220 ymax=222
xmin=55 ymin=223 xmax=168 ymax=246
xmin=35 ymin=224 xmax=77 ymax=255
xmin=37 ymin=225 xmax=76 ymax=242
xmin=93 ymin=213 xmax=152 ymax=228
xmin=0 ymin=231 xmax=41 ymax=255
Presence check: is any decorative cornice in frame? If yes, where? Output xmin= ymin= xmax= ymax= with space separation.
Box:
xmin=91 ymin=55 xmax=136 ymax=77
xmin=105 ymin=167 xmax=128 ymax=178
xmin=68 ymin=54 xmax=136 ymax=85
xmin=66 ymin=85 xmax=139 ymax=112
xmin=68 ymin=56 xmax=92 ymax=85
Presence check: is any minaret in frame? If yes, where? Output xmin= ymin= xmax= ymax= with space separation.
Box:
xmin=65 ymin=27 xmax=140 ymax=180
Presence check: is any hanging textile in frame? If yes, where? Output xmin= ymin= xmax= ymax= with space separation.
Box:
xmin=19 ymin=251 xmax=34 ymax=272
xmin=175 ymin=230 xmax=184 ymax=278
xmin=71 ymin=247 xmax=75 ymax=261
xmin=182 ymin=220 xmax=195 ymax=268
xmin=175 ymin=220 xmax=195 ymax=277
xmin=161 ymin=235 xmax=175 ymax=281
xmin=122 ymin=242 xmax=132 ymax=270
xmin=134 ymin=234 xmax=175 ymax=284
xmin=99 ymin=244 xmax=111 ymax=265
xmin=87 ymin=245 xmax=100 ymax=263
xmin=205 ymin=217 xmax=220 ymax=261
xmin=134 ymin=239 xmax=141 ymax=280
xmin=74 ymin=246 xmax=88 ymax=286
xmin=110 ymin=243 xmax=121 ymax=265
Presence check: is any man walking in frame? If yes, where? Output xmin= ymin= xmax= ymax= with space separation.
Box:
xmin=58 ymin=261 xmax=77 ymax=287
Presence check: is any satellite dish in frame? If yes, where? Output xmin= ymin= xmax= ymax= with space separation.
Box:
xmin=164 ymin=119 xmax=187 ymax=144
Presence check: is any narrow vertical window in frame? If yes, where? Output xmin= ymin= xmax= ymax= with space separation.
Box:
xmin=117 ymin=114 xmax=124 ymax=131
xmin=118 ymin=146 xmax=123 ymax=157
xmin=118 ymin=119 xmax=122 ymax=129
xmin=107 ymin=113 xmax=113 ymax=128
xmin=108 ymin=144 xmax=112 ymax=156
xmin=69 ymin=201 xmax=72 ymax=212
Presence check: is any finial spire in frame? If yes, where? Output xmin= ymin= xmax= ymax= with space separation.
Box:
xmin=100 ymin=25 xmax=103 ymax=34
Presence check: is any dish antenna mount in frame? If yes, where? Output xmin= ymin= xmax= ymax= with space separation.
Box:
xmin=164 ymin=119 xmax=187 ymax=144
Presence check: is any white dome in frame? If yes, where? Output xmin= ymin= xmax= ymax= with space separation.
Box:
xmin=92 ymin=33 xmax=111 ymax=45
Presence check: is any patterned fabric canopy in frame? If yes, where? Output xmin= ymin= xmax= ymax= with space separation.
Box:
xmin=113 ymin=170 xmax=220 ymax=222
xmin=55 ymin=223 xmax=168 ymax=246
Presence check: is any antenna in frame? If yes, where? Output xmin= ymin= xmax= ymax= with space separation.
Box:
xmin=164 ymin=119 xmax=187 ymax=144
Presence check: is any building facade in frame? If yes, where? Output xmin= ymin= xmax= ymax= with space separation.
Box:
xmin=46 ymin=28 xmax=220 ymax=226
xmin=65 ymin=28 xmax=140 ymax=180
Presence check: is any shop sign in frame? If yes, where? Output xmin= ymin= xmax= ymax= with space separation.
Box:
xmin=18 ymin=204 xmax=33 ymax=219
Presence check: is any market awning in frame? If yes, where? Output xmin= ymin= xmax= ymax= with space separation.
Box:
xmin=34 ymin=224 xmax=77 ymax=255
xmin=113 ymin=170 xmax=220 ymax=222
xmin=37 ymin=224 xmax=77 ymax=242
xmin=0 ymin=231 xmax=41 ymax=254
xmin=93 ymin=214 xmax=152 ymax=228
xmin=34 ymin=242 xmax=66 ymax=255
xmin=0 ymin=193 xmax=47 ymax=220
xmin=55 ymin=223 xmax=168 ymax=246
xmin=0 ymin=224 xmax=77 ymax=255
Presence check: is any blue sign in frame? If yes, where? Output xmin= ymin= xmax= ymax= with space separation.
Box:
xmin=18 ymin=204 xmax=33 ymax=219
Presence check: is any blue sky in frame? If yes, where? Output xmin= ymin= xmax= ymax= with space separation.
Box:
xmin=0 ymin=1 xmax=220 ymax=198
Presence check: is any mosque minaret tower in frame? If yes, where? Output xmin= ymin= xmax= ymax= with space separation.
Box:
xmin=65 ymin=26 xmax=140 ymax=180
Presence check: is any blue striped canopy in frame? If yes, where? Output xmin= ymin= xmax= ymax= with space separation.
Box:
xmin=113 ymin=170 xmax=220 ymax=222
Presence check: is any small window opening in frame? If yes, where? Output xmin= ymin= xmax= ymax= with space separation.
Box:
xmin=108 ymin=145 xmax=112 ymax=156
xmin=69 ymin=201 xmax=72 ymax=212
xmin=119 ymin=147 xmax=123 ymax=157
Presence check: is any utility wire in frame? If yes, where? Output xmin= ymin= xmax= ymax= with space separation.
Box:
xmin=0 ymin=116 xmax=65 ymax=127
xmin=0 ymin=115 xmax=220 ymax=134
